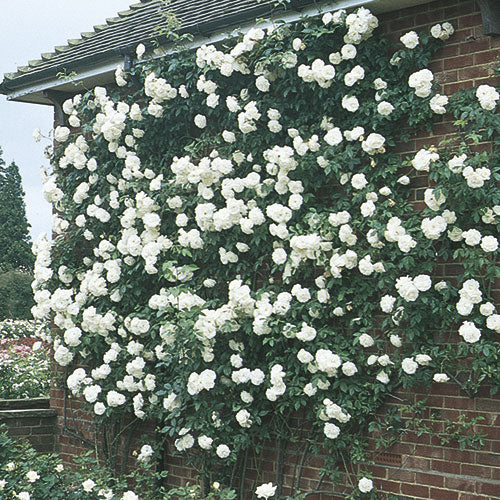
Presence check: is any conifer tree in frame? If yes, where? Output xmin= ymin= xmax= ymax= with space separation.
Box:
xmin=0 ymin=148 xmax=34 ymax=271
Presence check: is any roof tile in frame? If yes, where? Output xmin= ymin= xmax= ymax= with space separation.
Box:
xmin=1 ymin=0 xmax=311 ymax=92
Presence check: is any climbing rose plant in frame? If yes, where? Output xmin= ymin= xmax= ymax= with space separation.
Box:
xmin=34 ymin=6 xmax=499 ymax=495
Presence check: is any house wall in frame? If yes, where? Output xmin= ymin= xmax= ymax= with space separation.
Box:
xmin=48 ymin=0 xmax=500 ymax=497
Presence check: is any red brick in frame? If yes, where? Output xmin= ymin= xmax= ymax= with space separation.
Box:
xmin=401 ymin=483 xmax=430 ymax=498
xmin=416 ymin=472 xmax=445 ymax=487
xmin=367 ymin=464 xmax=387 ymax=479
xmin=430 ymin=488 xmax=460 ymax=500
xmin=443 ymin=54 xmax=474 ymax=70
xmin=415 ymin=444 xmax=445 ymax=459
xmin=387 ymin=468 xmax=415 ymax=482
xmin=460 ymin=39 xmax=490 ymax=54
xmin=459 ymin=496 xmax=490 ymax=500
xmin=444 ymin=476 xmax=475 ymax=492
xmin=461 ymin=464 xmax=492 ymax=479
xmin=444 ymin=80 xmax=474 ymax=94
xmin=432 ymin=460 xmax=461 ymax=474
xmin=477 ymin=425 xmax=500 ymax=440
xmin=438 ymin=44 xmax=460 ymax=58
xmin=475 ymin=398 xmax=500 ymax=413
xmin=377 ymin=479 xmax=401 ymax=494
xmin=444 ymin=396 xmax=475 ymax=410
xmin=459 ymin=65 xmax=491 ymax=80
xmin=476 ymin=481 xmax=500 ymax=497
xmin=458 ymin=13 xmax=483 ymax=28
xmin=443 ymin=449 xmax=475 ymax=463
xmin=476 ymin=452 xmax=500 ymax=467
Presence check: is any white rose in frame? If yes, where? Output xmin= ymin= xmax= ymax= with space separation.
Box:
xmin=216 ymin=444 xmax=231 ymax=458
xmin=342 ymin=362 xmax=358 ymax=376
xmin=400 ymin=31 xmax=419 ymax=49
xmin=272 ymin=248 xmax=287 ymax=265
xmin=458 ymin=321 xmax=481 ymax=343
xmin=462 ymin=229 xmax=481 ymax=246
xmin=358 ymin=333 xmax=374 ymax=347
xmin=255 ymin=483 xmax=277 ymax=499
xmin=341 ymin=44 xmax=357 ymax=59
xmin=256 ymin=76 xmax=270 ymax=92
xmin=486 ymin=314 xmax=500 ymax=333
xmin=380 ymin=295 xmax=396 ymax=313
xmin=413 ymin=274 xmax=431 ymax=291
xmin=351 ymin=173 xmax=368 ymax=190
xmin=358 ymin=477 xmax=373 ymax=493
xmin=377 ymin=101 xmax=394 ymax=116
xmin=430 ymin=94 xmax=448 ymax=114
xmin=479 ymin=302 xmax=495 ymax=316
xmin=390 ymin=335 xmax=402 ymax=347
xmin=194 ymin=114 xmax=207 ymax=128
xmin=401 ymin=357 xmax=418 ymax=374
xmin=433 ymin=373 xmax=450 ymax=383
xmin=324 ymin=422 xmax=340 ymax=439
xmin=361 ymin=133 xmax=385 ymax=154
xmin=480 ymin=235 xmax=498 ymax=252
xmin=342 ymin=95 xmax=360 ymax=112
xmin=54 ymin=126 xmax=70 ymax=142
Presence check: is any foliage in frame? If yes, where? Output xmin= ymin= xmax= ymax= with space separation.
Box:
xmin=0 ymin=270 xmax=35 ymax=320
xmin=0 ymin=424 xmax=171 ymax=499
xmin=164 ymin=483 xmax=236 ymax=500
xmin=0 ymin=319 xmax=46 ymax=339
xmin=32 ymin=5 xmax=499 ymax=498
xmin=0 ymin=320 xmax=50 ymax=399
xmin=0 ymin=149 xmax=33 ymax=272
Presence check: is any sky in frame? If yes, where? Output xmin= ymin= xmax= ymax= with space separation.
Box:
xmin=0 ymin=0 xmax=134 ymax=242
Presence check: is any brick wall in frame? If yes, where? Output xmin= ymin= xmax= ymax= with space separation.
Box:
xmin=0 ymin=397 xmax=57 ymax=453
xmin=49 ymin=0 xmax=500 ymax=497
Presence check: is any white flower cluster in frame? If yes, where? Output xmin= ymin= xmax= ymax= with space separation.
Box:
xmin=412 ymin=148 xmax=439 ymax=172
xmin=408 ymin=68 xmax=434 ymax=98
xmin=395 ymin=274 xmax=431 ymax=302
xmin=342 ymin=7 xmax=379 ymax=44
xmin=298 ymin=59 xmax=335 ymax=88
xmin=476 ymin=84 xmax=499 ymax=110
xmin=430 ymin=22 xmax=454 ymax=40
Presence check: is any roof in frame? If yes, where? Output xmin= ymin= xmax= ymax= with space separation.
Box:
xmin=0 ymin=0 xmax=299 ymax=103
xmin=0 ymin=0 xmax=434 ymax=105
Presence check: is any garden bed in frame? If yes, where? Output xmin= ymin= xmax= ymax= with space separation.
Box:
xmin=0 ymin=319 xmax=51 ymax=399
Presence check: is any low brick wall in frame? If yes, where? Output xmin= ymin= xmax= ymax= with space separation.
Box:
xmin=0 ymin=397 xmax=57 ymax=453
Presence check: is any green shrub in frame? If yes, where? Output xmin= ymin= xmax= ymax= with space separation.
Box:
xmin=0 ymin=270 xmax=34 ymax=320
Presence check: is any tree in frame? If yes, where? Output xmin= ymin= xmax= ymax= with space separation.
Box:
xmin=0 ymin=147 xmax=34 ymax=272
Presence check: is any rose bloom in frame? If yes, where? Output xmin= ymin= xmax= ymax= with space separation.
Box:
xmin=400 ymin=30 xmax=419 ymax=48
xmin=359 ymin=333 xmax=374 ymax=347
xmin=255 ymin=483 xmax=277 ymax=499
xmin=216 ymin=444 xmax=231 ymax=458
xmin=433 ymin=373 xmax=450 ymax=383
xmin=458 ymin=321 xmax=481 ymax=343
xmin=377 ymin=101 xmax=394 ymax=116
xmin=401 ymin=357 xmax=418 ymax=374
xmin=324 ymin=422 xmax=340 ymax=439
xmin=342 ymin=361 xmax=358 ymax=376
xmin=82 ymin=479 xmax=96 ymax=492
xmin=481 ymin=235 xmax=498 ymax=252
xmin=358 ymin=477 xmax=374 ymax=493
xmin=194 ymin=114 xmax=207 ymax=128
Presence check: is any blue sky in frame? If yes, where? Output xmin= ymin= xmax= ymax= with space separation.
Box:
xmin=0 ymin=0 xmax=133 ymax=241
